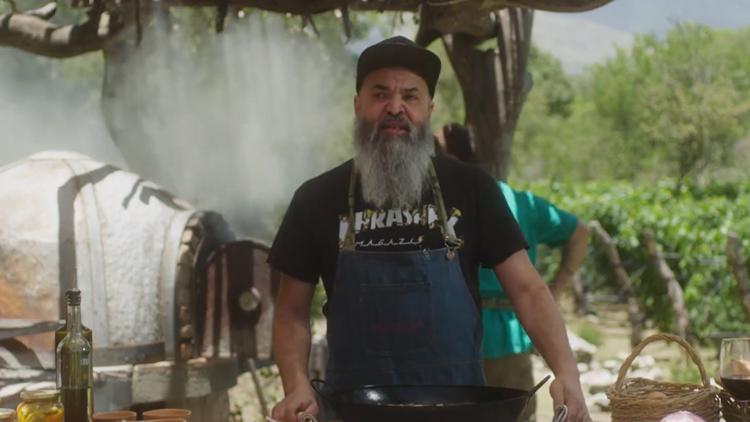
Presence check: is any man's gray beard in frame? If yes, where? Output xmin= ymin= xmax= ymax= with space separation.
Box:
xmin=353 ymin=116 xmax=434 ymax=209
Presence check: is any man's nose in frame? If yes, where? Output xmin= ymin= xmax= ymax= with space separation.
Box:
xmin=384 ymin=97 xmax=405 ymax=115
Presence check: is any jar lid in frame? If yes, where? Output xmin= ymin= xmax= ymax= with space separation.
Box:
xmin=0 ymin=408 xmax=15 ymax=417
xmin=20 ymin=389 xmax=60 ymax=400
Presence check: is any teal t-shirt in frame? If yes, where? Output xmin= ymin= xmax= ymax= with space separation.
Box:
xmin=480 ymin=181 xmax=578 ymax=358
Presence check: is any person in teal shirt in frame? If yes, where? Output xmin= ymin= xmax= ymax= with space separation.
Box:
xmin=437 ymin=123 xmax=589 ymax=421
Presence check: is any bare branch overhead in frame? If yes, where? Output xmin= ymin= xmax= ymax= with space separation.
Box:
xmin=0 ymin=2 xmax=124 ymax=58
xmin=0 ymin=0 xmax=612 ymax=59
xmin=161 ymin=0 xmax=612 ymax=15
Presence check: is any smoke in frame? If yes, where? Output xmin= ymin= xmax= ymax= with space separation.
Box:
xmin=108 ymin=12 xmax=356 ymax=239
xmin=0 ymin=50 xmax=125 ymax=166
xmin=0 ymin=12 xmax=356 ymax=240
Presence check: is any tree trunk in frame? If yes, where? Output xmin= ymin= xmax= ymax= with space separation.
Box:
xmin=726 ymin=232 xmax=750 ymax=323
xmin=441 ymin=8 xmax=533 ymax=180
xmin=570 ymin=273 xmax=589 ymax=316
xmin=643 ymin=229 xmax=689 ymax=340
xmin=589 ymin=221 xmax=643 ymax=348
xmin=0 ymin=3 xmax=123 ymax=58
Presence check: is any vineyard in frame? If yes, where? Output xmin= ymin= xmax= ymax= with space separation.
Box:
xmin=529 ymin=180 xmax=750 ymax=342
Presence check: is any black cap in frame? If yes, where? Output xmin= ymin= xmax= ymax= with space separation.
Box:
xmin=66 ymin=289 xmax=81 ymax=306
xmin=356 ymin=36 xmax=441 ymax=97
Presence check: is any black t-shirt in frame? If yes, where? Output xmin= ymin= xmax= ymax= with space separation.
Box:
xmin=268 ymin=155 xmax=527 ymax=309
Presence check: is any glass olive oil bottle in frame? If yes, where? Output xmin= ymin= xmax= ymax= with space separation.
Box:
xmin=55 ymin=317 xmax=92 ymax=367
xmin=56 ymin=289 xmax=93 ymax=422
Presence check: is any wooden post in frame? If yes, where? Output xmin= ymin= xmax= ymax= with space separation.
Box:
xmin=643 ymin=229 xmax=689 ymax=340
xmin=588 ymin=221 xmax=643 ymax=348
xmin=726 ymin=232 xmax=750 ymax=322
xmin=570 ymin=273 xmax=589 ymax=315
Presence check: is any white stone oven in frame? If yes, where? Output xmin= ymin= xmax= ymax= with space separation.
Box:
xmin=0 ymin=151 xmax=277 ymax=421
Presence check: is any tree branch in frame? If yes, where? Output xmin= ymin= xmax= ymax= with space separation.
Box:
xmin=643 ymin=229 xmax=689 ymax=340
xmin=726 ymin=232 xmax=750 ymax=323
xmin=165 ymin=0 xmax=613 ymax=15
xmin=589 ymin=220 xmax=643 ymax=348
xmin=492 ymin=0 xmax=613 ymax=13
xmin=0 ymin=2 xmax=123 ymax=58
xmin=0 ymin=0 xmax=613 ymax=58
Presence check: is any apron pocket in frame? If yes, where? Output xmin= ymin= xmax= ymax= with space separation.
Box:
xmin=360 ymin=280 xmax=433 ymax=356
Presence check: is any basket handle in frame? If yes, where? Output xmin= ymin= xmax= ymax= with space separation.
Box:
xmin=613 ymin=333 xmax=709 ymax=392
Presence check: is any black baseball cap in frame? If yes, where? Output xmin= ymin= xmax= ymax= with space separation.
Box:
xmin=356 ymin=36 xmax=441 ymax=97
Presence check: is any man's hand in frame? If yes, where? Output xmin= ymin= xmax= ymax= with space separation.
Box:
xmin=271 ymin=384 xmax=319 ymax=422
xmin=550 ymin=375 xmax=591 ymax=422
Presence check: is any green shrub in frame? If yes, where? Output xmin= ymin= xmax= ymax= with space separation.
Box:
xmin=526 ymin=180 xmax=750 ymax=342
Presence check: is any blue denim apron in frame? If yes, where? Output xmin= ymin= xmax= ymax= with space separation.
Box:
xmin=324 ymin=163 xmax=485 ymax=388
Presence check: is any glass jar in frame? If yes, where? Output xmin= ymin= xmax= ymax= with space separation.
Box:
xmin=16 ymin=390 xmax=63 ymax=422
xmin=0 ymin=408 xmax=16 ymax=422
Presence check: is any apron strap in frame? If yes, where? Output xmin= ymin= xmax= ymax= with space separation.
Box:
xmin=428 ymin=163 xmax=463 ymax=250
xmin=342 ymin=166 xmax=358 ymax=251
xmin=342 ymin=160 xmax=462 ymax=251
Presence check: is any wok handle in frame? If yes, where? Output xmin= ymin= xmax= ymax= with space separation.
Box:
xmin=310 ymin=378 xmax=331 ymax=399
xmin=552 ymin=404 xmax=568 ymax=422
xmin=528 ymin=374 xmax=552 ymax=398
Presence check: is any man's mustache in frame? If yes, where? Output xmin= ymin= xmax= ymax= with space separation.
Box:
xmin=377 ymin=114 xmax=413 ymax=133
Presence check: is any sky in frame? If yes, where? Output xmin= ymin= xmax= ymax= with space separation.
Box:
xmin=565 ymin=0 xmax=750 ymax=35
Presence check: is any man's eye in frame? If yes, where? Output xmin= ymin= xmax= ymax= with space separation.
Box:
xmin=374 ymin=92 xmax=388 ymax=100
xmin=404 ymin=95 xmax=417 ymax=101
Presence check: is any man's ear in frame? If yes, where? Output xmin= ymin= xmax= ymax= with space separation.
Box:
xmin=428 ymin=99 xmax=434 ymax=115
xmin=354 ymin=94 xmax=361 ymax=115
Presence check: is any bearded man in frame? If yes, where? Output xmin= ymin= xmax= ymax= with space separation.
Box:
xmin=268 ymin=36 xmax=590 ymax=422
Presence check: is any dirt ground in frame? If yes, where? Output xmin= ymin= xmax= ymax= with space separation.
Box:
xmin=536 ymin=302 xmax=633 ymax=422
xmin=536 ymin=299 xmax=721 ymax=422
xmin=228 ymin=298 xmax=722 ymax=422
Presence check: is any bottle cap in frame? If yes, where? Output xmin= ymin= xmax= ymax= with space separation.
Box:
xmin=20 ymin=389 xmax=60 ymax=401
xmin=66 ymin=288 xmax=81 ymax=306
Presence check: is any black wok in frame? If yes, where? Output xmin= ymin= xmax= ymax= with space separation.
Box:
xmin=311 ymin=375 xmax=550 ymax=422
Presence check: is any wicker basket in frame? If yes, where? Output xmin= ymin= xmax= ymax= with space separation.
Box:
xmin=607 ymin=333 xmax=721 ymax=422
xmin=720 ymin=389 xmax=750 ymax=422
